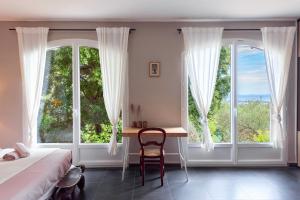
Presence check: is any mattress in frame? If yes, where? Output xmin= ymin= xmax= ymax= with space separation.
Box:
xmin=0 ymin=148 xmax=72 ymax=200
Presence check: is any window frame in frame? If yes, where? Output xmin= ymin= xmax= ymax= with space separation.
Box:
xmin=37 ymin=39 xmax=126 ymax=148
xmin=187 ymin=38 xmax=273 ymax=147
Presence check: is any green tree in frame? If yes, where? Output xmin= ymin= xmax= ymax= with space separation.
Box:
xmin=237 ymin=101 xmax=270 ymax=143
xmin=39 ymin=47 xmax=73 ymax=143
xmin=79 ymin=47 xmax=122 ymax=143
xmin=209 ymin=47 xmax=231 ymax=118
xmin=38 ymin=46 xmax=122 ymax=143
xmin=80 ymin=47 xmax=108 ymax=133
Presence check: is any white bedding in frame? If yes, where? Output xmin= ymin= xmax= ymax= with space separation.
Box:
xmin=0 ymin=148 xmax=57 ymax=184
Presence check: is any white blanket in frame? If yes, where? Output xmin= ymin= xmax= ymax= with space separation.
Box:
xmin=0 ymin=148 xmax=57 ymax=184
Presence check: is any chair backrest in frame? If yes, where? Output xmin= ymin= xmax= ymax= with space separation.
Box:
xmin=138 ymin=128 xmax=166 ymax=154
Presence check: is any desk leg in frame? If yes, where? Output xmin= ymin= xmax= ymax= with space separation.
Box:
xmin=178 ymin=137 xmax=189 ymax=181
xmin=126 ymin=138 xmax=130 ymax=168
xmin=177 ymin=138 xmax=183 ymax=168
xmin=122 ymin=137 xmax=130 ymax=181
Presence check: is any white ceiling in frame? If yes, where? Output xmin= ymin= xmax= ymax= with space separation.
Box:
xmin=0 ymin=0 xmax=299 ymax=21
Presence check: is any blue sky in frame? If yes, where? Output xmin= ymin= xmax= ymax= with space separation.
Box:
xmin=237 ymin=45 xmax=270 ymax=96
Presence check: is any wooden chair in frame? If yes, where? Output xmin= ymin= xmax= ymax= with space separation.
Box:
xmin=138 ymin=128 xmax=166 ymax=186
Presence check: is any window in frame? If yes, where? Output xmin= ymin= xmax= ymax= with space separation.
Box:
xmin=237 ymin=45 xmax=270 ymax=143
xmin=188 ymin=40 xmax=271 ymax=144
xmin=38 ymin=40 xmax=122 ymax=144
xmin=79 ymin=46 xmax=122 ymax=143
xmin=188 ymin=46 xmax=231 ymax=143
xmin=38 ymin=46 xmax=73 ymax=143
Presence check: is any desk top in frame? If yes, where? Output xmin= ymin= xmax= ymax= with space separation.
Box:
xmin=122 ymin=127 xmax=188 ymax=137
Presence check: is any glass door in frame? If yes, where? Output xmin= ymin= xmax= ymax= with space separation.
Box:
xmin=187 ymin=40 xmax=283 ymax=165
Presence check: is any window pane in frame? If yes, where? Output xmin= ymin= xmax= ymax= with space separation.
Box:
xmin=38 ymin=46 xmax=73 ymax=143
xmin=237 ymin=45 xmax=270 ymax=143
xmin=188 ymin=46 xmax=231 ymax=143
xmin=79 ymin=47 xmax=122 ymax=143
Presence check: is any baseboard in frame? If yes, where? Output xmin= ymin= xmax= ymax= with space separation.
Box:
xmin=129 ymin=163 xmax=181 ymax=167
xmin=79 ymin=160 xmax=123 ymax=168
xmin=79 ymin=158 xmax=287 ymax=168
xmin=288 ymin=163 xmax=298 ymax=167
xmin=188 ymin=159 xmax=286 ymax=167
xmin=236 ymin=159 xmax=286 ymax=166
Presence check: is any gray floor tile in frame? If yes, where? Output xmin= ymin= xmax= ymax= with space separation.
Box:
xmin=73 ymin=166 xmax=300 ymax=200
xmin=169 ymin=181 xmax=212 ymax=200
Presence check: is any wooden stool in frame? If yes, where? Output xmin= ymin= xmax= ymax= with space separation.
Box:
xmin=54 ymin=165 xmax=85 ymax=200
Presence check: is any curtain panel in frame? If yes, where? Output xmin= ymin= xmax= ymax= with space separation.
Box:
xmin=261 ymin=26 xmax=296 ymax=149
xmin=182 ymin=27 xmax=223 ymax=151
xmin=96 ymin=27 xmax=129 ymax=155
xmin=16 ymin=27 xmax=49 ymax=147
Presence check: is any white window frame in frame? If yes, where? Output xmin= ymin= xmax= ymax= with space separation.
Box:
xmin=186 ymin=38 xmax=274 ymax=148
xmin=37 ymin=39 xmax=127 ymax=150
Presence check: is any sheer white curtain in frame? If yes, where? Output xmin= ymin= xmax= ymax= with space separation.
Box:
xmin=96 ymin=27 xmax=129 ymax=155
xmin=16 ymin=27 xmax=49 ymax=147
xmin=261 ymin=26 xmax=296 ymax=149
xmin=182 ymin=27 xmax=223 ymax=151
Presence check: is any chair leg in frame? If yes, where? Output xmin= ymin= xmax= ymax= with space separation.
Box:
xmin=141 ymin=158 xmax=145 ymax=186
xmin=160 ymin=157 xmax=164 ymax=186
xmin=139 ymin=157 xmax=142 ymax=176
xmin=162 ymin=157 xmax=165 ymax=177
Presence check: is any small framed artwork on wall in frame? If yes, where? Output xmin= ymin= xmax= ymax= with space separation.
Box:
xmin=149 ymin=62 xmax=160 ymax=77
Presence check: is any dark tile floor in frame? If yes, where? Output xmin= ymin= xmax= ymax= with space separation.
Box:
xmin=73 ymin=165 xmax=300 ymax=200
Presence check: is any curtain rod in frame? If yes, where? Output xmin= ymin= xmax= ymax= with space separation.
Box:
xmin=9 ymin=28 xmax=136 ymax=32
xmin=177 ymin=28 xmax=260 ymax=34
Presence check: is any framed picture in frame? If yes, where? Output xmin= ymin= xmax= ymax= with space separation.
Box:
xmin=149 ymin=62 xmax=160 ymax=77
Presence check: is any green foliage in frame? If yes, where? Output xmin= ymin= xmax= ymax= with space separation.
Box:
xmin=38 ymin=47 xmax=73 ymax=143
xmin=81 ymin=121 xmax=123 ymax=143
xmin=38 ymin=46 xmax=122 ymax=143
xmin=188 ymin=88 xmax=201 ymax=130
xmin=237 ymin=101 xmax=270 ymax=143
xmin=208 ymin=47 xmax=231 ymax=118
xmin=80 ymin=47 xmax=108 ymax=126
xmin=253 ymin=130 xmax=270 ymax=143
xmin=209 ymin=101 xmax=231 ymax=143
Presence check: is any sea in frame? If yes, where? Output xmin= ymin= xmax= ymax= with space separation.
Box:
xmin=226 ymin=94 xmax=270 ymax=102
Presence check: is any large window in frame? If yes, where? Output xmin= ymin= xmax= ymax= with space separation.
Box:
xmin=188 ymin=41 xmax=271 ymax=144
xmin=38 ymin=40 xmax=122 ymax=144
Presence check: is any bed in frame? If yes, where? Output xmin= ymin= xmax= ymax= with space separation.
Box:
xmin=0 ymin=148 xmax=72 ymax=200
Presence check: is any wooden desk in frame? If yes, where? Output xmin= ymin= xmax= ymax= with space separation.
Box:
xmin=121 ymin=127 xmax=189 ymax=181
xmin=122 ymin=127 xmax=188 ymax=137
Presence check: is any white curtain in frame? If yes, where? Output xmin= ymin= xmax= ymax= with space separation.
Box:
xmin=261 ymin=26 xmax=296 ymax=149
xmin=96 ymin=27 xmax=129 ymax=155
xmin=16 ymin=27 xmax=49 ymax=147
xmin=182 ymin=27 xmax=223 ymax=151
